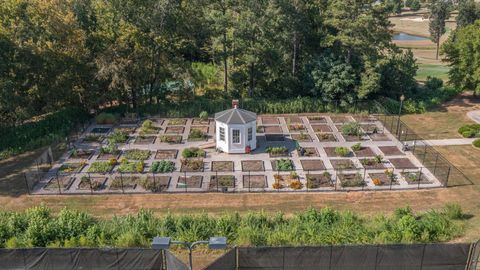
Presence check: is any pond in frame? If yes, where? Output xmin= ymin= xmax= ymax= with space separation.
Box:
xmin=392 ymin=32 xmax=429 ymax=41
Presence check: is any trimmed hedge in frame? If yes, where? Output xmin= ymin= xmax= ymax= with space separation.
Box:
xmin=0 ymin=108 xmax=90 ymax=160
xmin=473 ymin=139 xmax=480 ymax=148
xmin=458 ymin=124 xmax=480 ymax=138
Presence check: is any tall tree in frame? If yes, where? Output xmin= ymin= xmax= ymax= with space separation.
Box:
xmin=456 ymin=0 xmax=480 ymax=28
xmin=428 ymin=0 xmax=451 ymax=60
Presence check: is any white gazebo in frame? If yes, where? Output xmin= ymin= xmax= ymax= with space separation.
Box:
xmin=214 ymin=100 xmax=257 ymax=154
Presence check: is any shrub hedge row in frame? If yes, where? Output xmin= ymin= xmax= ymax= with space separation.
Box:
xmin=0 ymin=205 xmax=464 ymax=248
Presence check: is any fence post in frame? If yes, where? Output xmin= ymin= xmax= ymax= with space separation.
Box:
xmin=444 ymin=167 xmax=451 ymax=187
xmin=24 ymin=173 xmax=31 ymax=195
xmin=390 ymin=168 xmax=394 ymax=190
xmin=418 ymin=168 xmax=423 ymax=190
xmin=88 ymin=173 xmax=93 ymax=194
xmin=56 ymin=173 xmax=62 ymax=195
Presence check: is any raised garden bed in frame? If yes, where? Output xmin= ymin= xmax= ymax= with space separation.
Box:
xmin=324 ymin=147 xmax=352 ymax=157
xmin=241 ymin=160 xmax=264 ymax=172
xmin=192 ymin=118 xmax=210 ymax=125
xmin=265 ymin=146 xmax=289 ymax=157
xmin=82 ymin=134 xmax=104 ymax=143
xmin=188 ymin=127 xmax=208 ymax=141
xmin=122 ymin=149 xmax=151 ymax=160
xmin=359 ymin=158 xmax=385 ymax=169
xmin=360 ymin=124 xmax=379 ymax=134
xmin=44 ymin=176 xmax=75 ymax=191
xmin=150 ymin=160 xmax=175 ymax=173
xmin=291 ymin=133 xmax=312 ymax=142
xmin=330 ymin=115 xmax=352 ymax=123
xmin=271 ymin=159 xmax=294 ymax=171
xmin=378 ymin=146 xmax=404 ymax=156
xmin=401 ymin=171 xmax=433 ymax=185
xmin=109 ymin=176 xmax=139 ymax=190
xmin=91 ymin=127 xmax=111 ymax=134
xmin=96 ymin=151 xmax=121 ymax=160
xmin=353 ymin=115 xmax=373 ymax=123
xmin=306 ymin=172 xmax=333 ymax=188
xmin=180 ymin=159 xmax=204 ymax=172
xmin=138 ymin=120 xmax=161 ymax=135
xmin=134 ymin=135 xmax=156 ymax=145
xmin=69 ymin=149 xmax=94 ymax=160
xmin=297 ymin=147 xmax=319 ymax=157
xmin=159 ymin=135 xmax=182 ymax=144
xmin=300 ymin=159 xmax=326 ymax=171
xmin=389 ymin=158 xmax=417 ymax=169
xmin=272 ymin=173 xmax=302 ymax=189
xmin=263 ymin=125 xmax=283 ymax=134
xmin=369 ymin=133 xmax=390 ymax=141
xmin=353 ymin=146 xmax=376 ymax=157
xmin=58 ymin=162 xmax=86 ymax=173
xmin=165 ymin=126 xmax=185 ymax=134
xmin=262 ymin=117 xmax=279 ymax=125
xmin=138 ymin=176 xmax=170 ymax=192
xmin=117 ymin=160 xmax=144 ymax=173
xmin=286 ymin=116 xmax=303 ymax=124
xmin=177 ymin=176 xmax=203 ymax=188
xmin=287 ymin=124 xmax=306 ymax=132
xmin=77 ymin=176 xmax=107 ymax=190
xmin=311 ymin=125 xmax=332 ymax=132
xmin=155 ymin=150 xmax=178 ymax=159
xmin=316 ymin=133 xmax=337 ymax=142
xmin=369 ymin=172 xmax=399 ymax=186
xmin=108 ymin=130 xmax=130 ymax=143
xmin=209 ymin=175 xmax=235 ymax=190
xmin=168 ymin=118 xmax=187 ymax=125
xmin=307 ymin=115 xmax=327 ymax=123
xmin=182 ymin=147 xmax=205 ymax=158
xmin=330 ymin=159 xmax=357 ymax=170
xmin=342 ymin=134 xmax=370 ymax=142
xmin=265 ymin=134 xmax=284 ymax=141
xmin=211 ymin=161 xmax=234 ymax=172
xmin=87 ymin=161 xmax=115 ymax=173
xmin=338 ymin=173 xmax=365 ymax=187
xmin=242 ymin=175 xmax=267 ymax=188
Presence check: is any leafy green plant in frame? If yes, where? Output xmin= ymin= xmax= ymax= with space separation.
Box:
xmin=117 ymin=160 xmax=144 ymax=173
xmin=159 ymin=135 xmax=182 ymax=143
xmin=87 ymin=161 xmax=114 ymax=173
xmin=473 ymin=139 xmax=480 ymax=148
xmin=188 ymin=129 xmax=207 ymax=140
xmin=273 ymin=159 xmax=294 ymax=171
xmin=182 ymin=147 xmax=205 ymax=158
xmin=100 ymin=141 xmax=118 ymax=155
xmin=458 ymin=124 xmax=480 ymax=138
xmin=341 ymin=122 xmax=363 ymax=136
xmin=139 ymin=120 xmax=159 ymax=135
xmin=95 ymin=113 xmax=117 ymax=124
xmin=108 ymin=130 xmax=129 ymax=144
xmin=443 ymin=203 xmax=464 ymax=220
xmin=150 ymin=160 xmax=175 ymax=173
xmin=265 ymin=146 xmax=289 ymax=156
xmin=199 ymin=111 xmax=209 ymax=120
xmin=123 ymin=149 xmax=151 ymax=160
xmin=335 ymin=147 xmax=350 ymax=157
xmin=351 ymin=143 xmax=362 ymax=152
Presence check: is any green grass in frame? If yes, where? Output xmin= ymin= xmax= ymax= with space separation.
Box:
xmin=416 ymin=63 xmax=450 ymax=81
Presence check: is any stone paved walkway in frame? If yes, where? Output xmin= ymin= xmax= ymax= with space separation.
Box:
xmin=467 ymin=110 xmax=480 ymax=124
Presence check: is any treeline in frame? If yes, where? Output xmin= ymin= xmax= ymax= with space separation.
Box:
xmin=0 ymin=205 xmax=464 ymax=248
xmin=1 ymin=0 xmax=421 ymax=126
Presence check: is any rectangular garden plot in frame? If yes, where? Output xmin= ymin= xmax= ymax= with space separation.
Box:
xmin=138 ymin=176 xmax=170 ymax=192
xmin=263 ymin=125 xmax=283 ymax=134
xmin=300 ymin=160 xmax=326 ymax=171
xmin=287 ymin=124 xmax=306 ymax=132
xmin=176 ymin=176 xmax=203 ymax=188
xmin=167 ymin=118 xmax=187 ymax=125
xmin=359 ymin=159 xmax=386 ymax=169
xmin=271 ymin=159 xmax=294 ymax=171
xmin=266 ymin=146 xmax=289 ymax=157
xmin=180 ymin=159 xmax=204 ymax=172
xmin=379 ymin=146 xmax=404 ymax=156
xmin=272 ymin=174 xmax=302 ymax=190
xmin=360 ymin=124 xmax=379 ymax=134
xmin=286 ymin=116 xmax=303 ymax=124
xmin=262 ymin=117 xmax=279 ymax=125
xmin=338 ymin=173 xmax=365 ymax=188
xmin=291 ymin=133 xmax=312 ymax=142
xmin=311 ymin=125 xmax=332 ymax=132
xmin=122 ymin=149 xmax=151 ymax=160
xmin=369 ymin=133 xmax=391 ymax=141
xmin=330 ymin=115 xmax=352 ymax=123
xmin=330 ymin=159 xmax=357 ymax=170
xmin=369 ymin=172 xmax=399 ymax=186
xmin=389 ymin=158 xmax=417 ymax=169
xmin=82 ymin=134 xmax=104 ymax=143
xmin=323 ymin=147 xmax=353 ymax=157
xmin=159 ymin=135 xmax=182 ymax=144
xmin=241 ymin=160 xmax=264 ymax=172
xmin=265 ymin=134 xmax=284 ymax=141
xmin=209 ymin=175 xmax=235 ymax=190
xmin=134 ymin=136 xmax=156 ymax=145
xmin=307 ymin=115 xmax=327 ymax=123
xmin=109 ymin=176 xmax=139 ymax=190
xmin=165 ymin=126 xmax=185 ymax=134
xmin=297 ymin=147 xmax=319 ymax=157
xmin=155 ymin=150 xmax=178 ymax=159
xmin=58 ymin=163 xmax=86 ymax=173
xmin=306 ymin=173 xmax=333 ymax=188
xmin=316 ymin=133 xmax=337 ymax=142
xmin=87 ymin=161 xmax=115 ymax=173
xmin=188 ymin=126 xmax=208 ymax=141
xmin=401 ymin=171 xmax=433 ymax=185
xmin=68 ymin=149 xmax=94 ymax=160
xmin=192 ymin=118 xmax=210 ymax=125
xmin=342 ymin=134 xmax=370 ymax=142
xmin=43 ymin=176 xmax=75 ymax=191
xmin=242 ymin=175 xmax=267 ymax=188
xmin=211 ymin=161 xmax=234 ymax=172
xmin=76 ymin=176 xmax=107 ymax=191
xmin=96 ymin=151 xmax=121 ymax=160
xmin=114 ymin=126 xmax=137 ymax=134
xmin=91 ymin=127 xmax=111 ymax=134
xmin=353 ymin=146 xmax=376 ymax=157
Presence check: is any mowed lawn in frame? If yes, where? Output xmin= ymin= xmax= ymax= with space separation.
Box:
xmin=415 ymin=63 xmax=450 ymax=82
xmin=401 ymin=111 xmax=475 ymax=139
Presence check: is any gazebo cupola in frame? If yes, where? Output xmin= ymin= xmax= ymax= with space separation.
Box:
xmin=214 ymin=100 xmax=257 ymax=154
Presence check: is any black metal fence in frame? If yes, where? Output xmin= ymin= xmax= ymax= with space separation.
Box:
xmin=204 ymin=243 xmax=480 ymax=270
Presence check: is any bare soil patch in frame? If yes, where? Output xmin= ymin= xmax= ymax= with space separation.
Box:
xmin=155 ymin=150 xmax=178 ymax=159
xmin=369 ymin=172 xmax=399 ymax=186
xmin=134 ymin=136 xmax=156 ymax=145
xmin=297 ymin=147 xmax=319 ymax=157
xmin=211 ymin=161 xmax=234 ymax=172
xmin=354 ymin=147 xmax=376 ymax=158
xmin=165 ymin=126 xmax=185 ymax=134
xmin=300 ymin=160 xmax=326 ymax=171
xmin=316 ymin=133 xmax=337 ymax=142
xmin=311 ymin=125 xmax=332 ymax=132
xmin=242 ymin=175 xmax=267 ymax=188
xmin=241 ymin=160 xmax=265 ymax=172
xmin=389 ymin=158 xmax=417 ymax=169
xmin=262 ymin=117 xmax=280 ymax=125
xmin=379 ymin=146 xmax=404 ymax=156
xmin=285 ymin=116 xmax=303 ymax=124
xmin=177 ymin=176 xmax=203 ymax=188
xmin=330 ymin=159 xmax=357 ymax=170
xmin=263 ymin=126 xmax=282 ymax=134
xmin=291 ymin=133 xmax=312 ymax=142
xmin=306 ymin=173 xmax=333 ymax=188
xmin=209 ymin=175 xmax=235 ymax=190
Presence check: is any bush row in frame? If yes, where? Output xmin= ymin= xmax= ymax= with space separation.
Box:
xmin=0 ymin=108 xmax=90 ymax=160
xmin=0 ymin=205 xmax=464 ymax=248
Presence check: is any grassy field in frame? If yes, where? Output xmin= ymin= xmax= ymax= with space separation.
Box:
xmin=415 ymin=63 xmax=450 ymax=81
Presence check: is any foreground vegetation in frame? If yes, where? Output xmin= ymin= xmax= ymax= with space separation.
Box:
xmin=0 ymin=205 xmax=465 ymax=248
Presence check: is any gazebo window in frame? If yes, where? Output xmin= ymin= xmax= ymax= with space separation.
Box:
xmin=219 ymin=127 xmax=225 ymax=141
xmin=248 ymin=127 xmax=253 ymax=141
xmin=232 ymin=129 xmax=240 ymax=144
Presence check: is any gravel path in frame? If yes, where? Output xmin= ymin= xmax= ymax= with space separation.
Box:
xmin=467 ymin=110 xmax=480 ymax=124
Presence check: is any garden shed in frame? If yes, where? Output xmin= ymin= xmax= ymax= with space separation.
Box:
xmin=214 ymin=100 xmax=257 ymax=154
